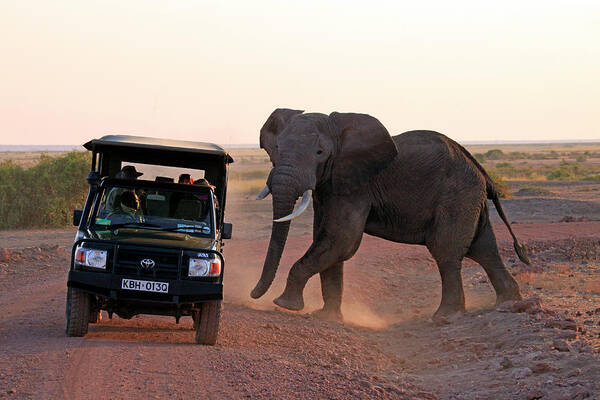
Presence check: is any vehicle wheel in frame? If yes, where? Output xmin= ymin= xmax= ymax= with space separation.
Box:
xmin=65 ymin=287 xmax=90 ymax=337
xmin=194 ymin=300 xmax=221 ymax=345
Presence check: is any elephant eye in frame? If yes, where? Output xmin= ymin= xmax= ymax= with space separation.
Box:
xmin=316 ymin=150 xmax=323 ymax=155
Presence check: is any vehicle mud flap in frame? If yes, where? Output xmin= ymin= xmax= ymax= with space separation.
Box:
xmin=174 ymin=296 xmax=181 ymax=324
xmin=88 ymin=297 xmax=101 ymax=323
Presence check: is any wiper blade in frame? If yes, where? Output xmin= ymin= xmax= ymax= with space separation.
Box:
xmin=101 ymin=222 xmax=162 ymax=230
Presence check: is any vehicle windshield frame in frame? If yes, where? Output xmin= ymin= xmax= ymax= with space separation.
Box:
xmin=87 ymin=178 xmax=217 ymax=239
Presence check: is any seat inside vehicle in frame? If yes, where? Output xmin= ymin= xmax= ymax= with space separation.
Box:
xmin=173 ymin=198 xmax=203 ymax=221
xmin=146 ymin=192 xmax=170 ymax=217
xmin=155 ymin=176 xmax=174 ymax=183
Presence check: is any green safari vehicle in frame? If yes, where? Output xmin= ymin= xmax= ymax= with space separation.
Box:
xmin=66 ymin=135 xmax=233 ymax=344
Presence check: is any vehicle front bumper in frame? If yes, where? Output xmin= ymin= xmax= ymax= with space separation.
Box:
xmin=67 ymin=270 xmax=223 ymax=304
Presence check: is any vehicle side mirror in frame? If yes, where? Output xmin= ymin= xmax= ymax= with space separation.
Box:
xmin=73 ymin=209 xmax=83 ymax=226
xmin=222 ymin=222 xmax=232 ymax=239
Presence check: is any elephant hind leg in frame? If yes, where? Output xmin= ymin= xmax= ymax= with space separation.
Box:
xmin=466 ymin=215 xmax=522 ymax=304
xmin=430 ymin=258 xmax=466 ymax=320
xmin=312 ymin=262 xmax=344 ymax=322
xmin=426 ymin=207 xmax=475 ymax=319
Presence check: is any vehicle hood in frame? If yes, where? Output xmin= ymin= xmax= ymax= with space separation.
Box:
xmin=94 ymin=229 xmax=217 ymax=250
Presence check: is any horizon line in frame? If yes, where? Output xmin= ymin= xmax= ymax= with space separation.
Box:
xmin=1 ymin=139 xmax=600 ymax=151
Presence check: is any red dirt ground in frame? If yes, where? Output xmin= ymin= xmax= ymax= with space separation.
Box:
xmin=1 ymin=192 xmax=599 ymax=399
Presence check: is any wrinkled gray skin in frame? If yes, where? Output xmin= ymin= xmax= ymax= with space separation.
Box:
xmin=251 ymin=109 xmax=529 ymax=321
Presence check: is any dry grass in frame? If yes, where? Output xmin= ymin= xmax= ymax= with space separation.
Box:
xmin=228 ymin=179 xmax=266 ymax=195
xmin=515 ymin=262 xmax=600 ymax=297
xmin=515 ymin=263 xmax=572 ymax=291
xmin=0 ymin=151 xmax=73 ymax=168
xmin=464 ymin=142 xmax=600 ymax=154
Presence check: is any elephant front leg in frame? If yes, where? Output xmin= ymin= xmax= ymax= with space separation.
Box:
xmin=272 ymin=259 xmax=309 ymax=311
xmin=312 ymin=262 xmax=344 ymax=322
xmin=274 ymin=235 xmax=362 ymax=312
xmin=273 ymin=241 xmax=338 ymax=312
xmin=273 ymin=197 xmax=368 ymax=313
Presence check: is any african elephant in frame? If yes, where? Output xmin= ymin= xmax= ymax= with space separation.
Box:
xmin=251 ymin=108 xmax=529 ymax=321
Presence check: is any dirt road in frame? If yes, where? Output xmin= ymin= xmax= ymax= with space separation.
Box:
xmin=1 ymin=192 xmax=599 ymax=399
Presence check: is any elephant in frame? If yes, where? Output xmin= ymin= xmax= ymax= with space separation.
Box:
xmin=250 ymin=108 xmax=529 ymax=321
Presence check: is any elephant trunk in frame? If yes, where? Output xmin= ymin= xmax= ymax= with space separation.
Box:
xmin=250 ymin=167 xmax=302 ymax=299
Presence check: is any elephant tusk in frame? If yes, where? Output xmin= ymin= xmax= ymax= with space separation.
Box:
xmin=274 ymin=190 xmax=312 ymax=222
xmin=256 ymin=185 xmax=271 ymax=200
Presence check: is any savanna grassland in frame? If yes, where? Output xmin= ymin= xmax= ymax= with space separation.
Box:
xmin=1 ymin=142 xmax=599 ymax=399
xmin=228 ymin=142 xmax=600 ymax=197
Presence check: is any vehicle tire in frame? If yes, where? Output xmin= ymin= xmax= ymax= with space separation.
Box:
xmin=65 ymin=287 xmax=90 ymax=337
xmin=194 ymin=300 xmax=221 ymax=345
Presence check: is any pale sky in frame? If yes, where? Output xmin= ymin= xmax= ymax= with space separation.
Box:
xmin=1 ymin=0 xmax=598 ymax=145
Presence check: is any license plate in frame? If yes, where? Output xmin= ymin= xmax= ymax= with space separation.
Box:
xmin=121 ymin=279 xmax=169 ymax=293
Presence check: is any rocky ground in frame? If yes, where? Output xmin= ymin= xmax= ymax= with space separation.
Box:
xmin=1 ymin=185 xmax=599 ymax=399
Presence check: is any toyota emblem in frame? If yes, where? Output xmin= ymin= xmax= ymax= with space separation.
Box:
xmin=140 ymin=258 xmax=156 ymax=269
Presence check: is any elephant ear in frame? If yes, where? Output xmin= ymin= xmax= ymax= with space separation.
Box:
xmin=329 ymin=112 xmax=398 ymax=195
xmin=260 ymin=108 xmax=304 ymax=165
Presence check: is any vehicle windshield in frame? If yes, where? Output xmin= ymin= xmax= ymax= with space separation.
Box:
xmin=90 ymin=181 xmax=215 ymax=237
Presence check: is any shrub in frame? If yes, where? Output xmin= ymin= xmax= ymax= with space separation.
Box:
xmin=487 ymin=170 xmax=510 ymax=198
xmin=514 ymin=185 xmax=553 ymax=196
xmin=507 ymin=151 xmax=529 ymax=160
xmin=0 ymin=152 xmax=90 ymax=229
xmin=484 ymin=149 xmax=505 ymax=160
xmin=473 ymin=153 xmax=486 ymax=163
xmin=545 ymin=162 xmax=581 ymax=180
xmin=575 ymin=154 xmax=587 ymax=162
xmin=491 ymin=162 xmax=534 ymax=179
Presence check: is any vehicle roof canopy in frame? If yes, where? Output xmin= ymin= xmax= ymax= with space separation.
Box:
xmin=84 ymin=135 xmax=234 ymax=226
xmin=84 ymin=135 xmax=234 ymax=164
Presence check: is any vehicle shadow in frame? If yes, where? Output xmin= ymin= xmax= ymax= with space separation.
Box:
xmin=83 ymin=314 xmax=199 ymax=344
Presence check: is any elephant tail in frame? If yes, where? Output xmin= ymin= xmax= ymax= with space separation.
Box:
xmin=456 ymin=143 xmax=531 ymax=265
xmin=488 ymin=190 xmax=531 ymax=265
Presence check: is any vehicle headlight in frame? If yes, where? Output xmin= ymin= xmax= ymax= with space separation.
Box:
xmin=75 ymin=247 xmax=107 ymax=270
xmin=188 ymin=256 xmax=221 ymax=277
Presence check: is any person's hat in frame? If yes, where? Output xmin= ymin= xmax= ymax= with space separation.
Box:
xmin=117 ymin=165 xmax=143 ymax=179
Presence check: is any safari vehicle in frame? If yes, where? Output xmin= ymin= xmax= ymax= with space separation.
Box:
xmin=66 ymin=135 xmax=233 ymax=344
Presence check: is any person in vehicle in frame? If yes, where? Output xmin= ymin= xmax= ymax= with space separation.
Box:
xmin=193 ymin=178 xmax=214 ymax=189
xmin=171 ymin=174 xmax=194 ymax=215
xmin=178 ymin=174 xmax=194 ymax=184
xmin=116 ymin=165 xmax=143 ymax=180
xmin=107 ymin=190 xmax=143 ymax=222
xmin=105 ymin=165 xmax=144 ymax=213
xmin=194 ymin=178 xmax=219 ymax=218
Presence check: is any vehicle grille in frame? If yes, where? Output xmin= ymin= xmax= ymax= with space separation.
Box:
xmin=114 ymin=246 xmax=181 ymax=280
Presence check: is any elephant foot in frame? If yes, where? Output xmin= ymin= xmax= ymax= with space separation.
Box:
xmin=495 ymin=289 xmax=523 ymax=305
xmin=311 ymin=307 xmax=343 ymax=323
xmin=432 ymin=304 xmax=465 ymax=324
xmin=273 ymin=293 xmax=304 ymax=311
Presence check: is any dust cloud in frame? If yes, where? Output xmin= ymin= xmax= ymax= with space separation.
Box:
xmin=224 ymin=262 xmax=392 ymax=330
xmin=342 ymin=301 xmax=390 ymax=330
